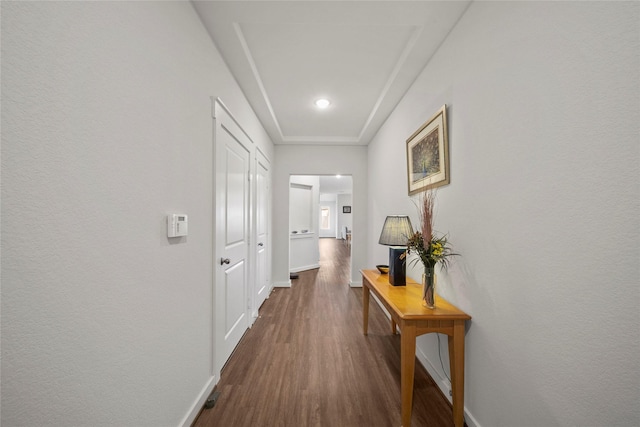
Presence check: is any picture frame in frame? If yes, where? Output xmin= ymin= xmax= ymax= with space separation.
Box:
xmin=406 ymin=105 xmax=450 ymax=195
xmin=343 ymin=206 xmax=351 ymax=214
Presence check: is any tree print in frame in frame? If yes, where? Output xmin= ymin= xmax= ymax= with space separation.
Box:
xmin=406 ymin=105 xmax=450 ymax=195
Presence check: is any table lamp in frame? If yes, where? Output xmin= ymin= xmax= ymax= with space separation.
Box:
xmin=378 ymin=215 xmax=413 ymax=286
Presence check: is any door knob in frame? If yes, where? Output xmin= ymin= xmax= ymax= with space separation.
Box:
xmin=220 ymin=258 xmax=231 ymax=265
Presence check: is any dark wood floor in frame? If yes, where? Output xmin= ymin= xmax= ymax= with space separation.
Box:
xmin=194 ymin=238 xmax=457 ymax=427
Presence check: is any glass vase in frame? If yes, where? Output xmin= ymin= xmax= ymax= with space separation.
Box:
xmin=422 ymin=267 xmax=436 ymax=309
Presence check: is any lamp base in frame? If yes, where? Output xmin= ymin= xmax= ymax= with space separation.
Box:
xmin=388 ymin=247 xmax=406 ymax=286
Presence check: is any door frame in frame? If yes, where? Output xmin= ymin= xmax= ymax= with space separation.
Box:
xmin=211 ymin=98 xmax=256 ymax=380
xmin=253 ymin=148 xmax=271 ymax=318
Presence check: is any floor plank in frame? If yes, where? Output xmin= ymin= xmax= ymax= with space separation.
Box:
xmin=194 ymin=238 xmax=458 ymax=427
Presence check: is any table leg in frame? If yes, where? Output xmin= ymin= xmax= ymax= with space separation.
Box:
xmin=391 ymin=318 xmax=397 ymax=335
xmin=400 ymin=323 xmax=416 ymax=427
xmin=363 ymin=283 xmax=370 ymax=335
xmin=448 ymin=322 xmax=466 ymax=427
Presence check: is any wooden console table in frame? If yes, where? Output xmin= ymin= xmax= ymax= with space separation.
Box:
xmin=361 ymin=269 xmax=471 ymax=427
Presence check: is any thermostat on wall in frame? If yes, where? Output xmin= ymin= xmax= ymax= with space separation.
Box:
xmin=168 ymin=214 xmax=188 ymax=237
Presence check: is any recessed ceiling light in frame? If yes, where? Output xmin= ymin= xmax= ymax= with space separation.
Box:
xmin=315 ymin=99 xmax=330 ymax=109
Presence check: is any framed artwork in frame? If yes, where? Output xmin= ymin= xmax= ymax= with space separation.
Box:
xmin=406 ymin=105 xmax=450 ymax=195
xmin=343 ymin=206 xmax=351 ymax=214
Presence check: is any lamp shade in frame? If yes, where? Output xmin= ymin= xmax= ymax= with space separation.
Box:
xmin=378 ymin=215 xmax=413 ymax=247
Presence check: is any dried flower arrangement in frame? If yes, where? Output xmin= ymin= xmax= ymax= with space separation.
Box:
xmin=406 ymin=190 xmax=457 ymax=271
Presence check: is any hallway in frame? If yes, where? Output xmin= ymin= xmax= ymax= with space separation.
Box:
xmin=194 ymin=238 xmax=457 ymax=426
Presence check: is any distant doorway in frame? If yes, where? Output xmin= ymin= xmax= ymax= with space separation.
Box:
xmin=318 ymin=175 xmax=352 ymax=242
xmin=289 ymin=175 xmax=352 ymax=274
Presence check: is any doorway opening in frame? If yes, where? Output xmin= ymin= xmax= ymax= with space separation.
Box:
xmin=289 ymin=175 xmax=353 ymax=278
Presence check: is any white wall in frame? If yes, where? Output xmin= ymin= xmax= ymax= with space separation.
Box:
xmin=289 ymin=176 xmax=320 ymax=272
xmin=367 ymin=2 xmax=639 ymax=426
xmin=1 ymin=2 xmax=272 ymax=426
xmin=290 ymin=182 xmax=314 ymax=233
xmin=273 ymin=145 xmax=367 ymax=287
xmin=337 ymin=193 xmax=353 ymax=239
xmin=319 ymin=193 xmax=338 ymax=238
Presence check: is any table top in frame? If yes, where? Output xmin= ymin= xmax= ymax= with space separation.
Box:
xmin=361 ymin=269 xmax=471 ymax=321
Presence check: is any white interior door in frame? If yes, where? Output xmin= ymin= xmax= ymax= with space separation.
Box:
xmin=214 ymin=101 xmax=251 ymax=376
xmin=254 ymin=150 xmax=270 ymax=315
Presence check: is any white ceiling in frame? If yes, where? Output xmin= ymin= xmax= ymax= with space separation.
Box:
xmin=192 ymin=1 xmax=470 ymax=146
xmin=319 ymin=175 xmax=352 ymax=194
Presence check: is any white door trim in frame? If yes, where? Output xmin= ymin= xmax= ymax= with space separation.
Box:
xmin=211 ymin=97 xmax=254 ymax=380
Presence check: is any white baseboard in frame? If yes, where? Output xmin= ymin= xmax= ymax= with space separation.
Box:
xmin=415 ymin=342 xmax=481 ymax=427
xmin=349 ymin=280 xmax=362 ymax=287
xmin=415 ymin=347 xmax=451 ymax=403
xmin=179 ymin=375 xmax=216 ymax=427
xmin=289 ymin=263 xmax=320 ymax=273
xmin=273 ymin=280 xmax=291 ymax=288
